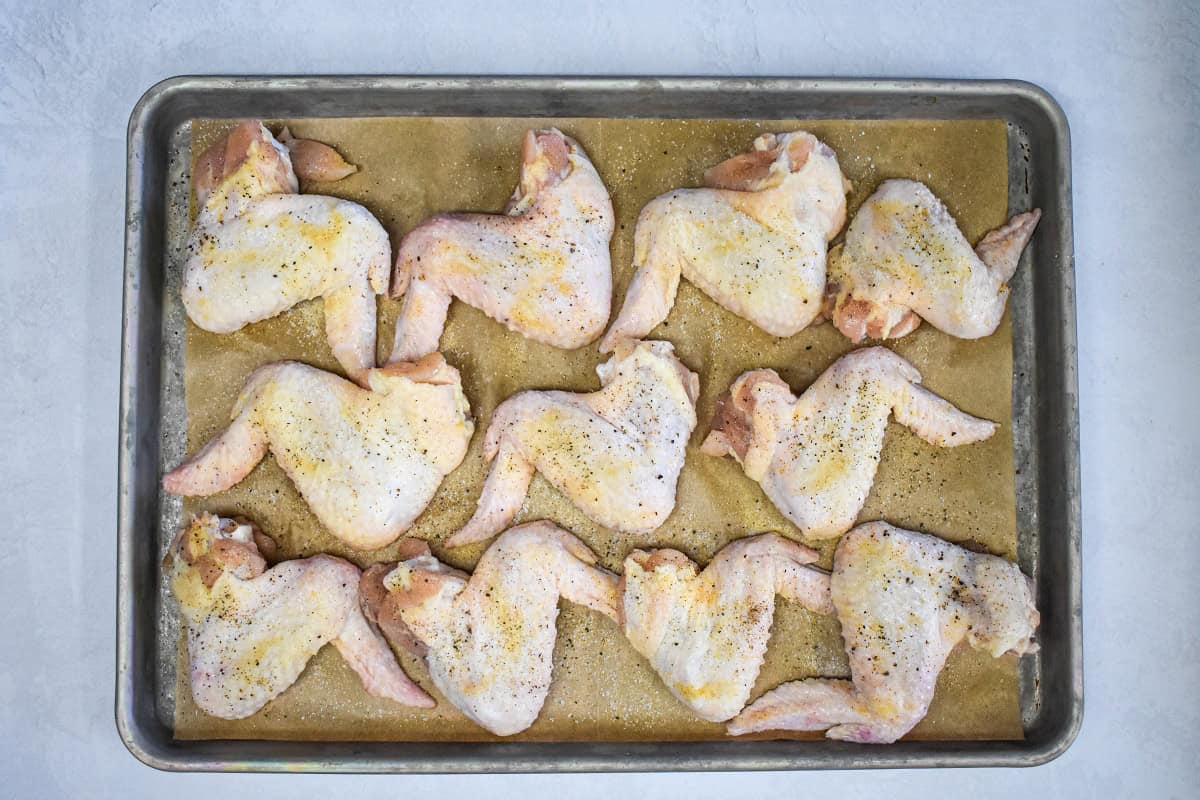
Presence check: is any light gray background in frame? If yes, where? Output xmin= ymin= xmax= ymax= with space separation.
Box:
xmin=1 ymin=0 xmax=1196 ymax=797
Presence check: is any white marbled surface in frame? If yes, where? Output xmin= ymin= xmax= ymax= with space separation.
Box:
xmin=0 ymin=0 xmax=1197 ymax=797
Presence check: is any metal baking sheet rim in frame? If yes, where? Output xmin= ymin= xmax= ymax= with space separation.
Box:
xmin=117 ymin=76 xmax=1081 ymax=772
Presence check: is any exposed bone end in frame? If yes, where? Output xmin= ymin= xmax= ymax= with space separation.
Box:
xmin=829 ymin=293 xmax=923 ymax=342
xmin=359 ymin=562 xmax=429 ymax=659
xmin=508 ymin=128 xmax=574 ymax=213
xmin=628 ymin=548 xmax=695 ymax=573
xmin=703 ymin=130 xmax=816 ymax=192
xmin=702 ymin=369 xmax=790 ymax=462
xmin=165 ymin=513 xmax=273 ymax=587
xmin=370 ymin=352 xmax=460 ymax=387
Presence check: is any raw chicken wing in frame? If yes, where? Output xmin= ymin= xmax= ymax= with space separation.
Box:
xmin=702 ymin=347 xmax=996 ymax=540
xmin=184 ymin=120 xmax=391 ymax=385
xmin=166 ymin=513 xmax=432 ymax=720
xmin=360 ymin=521 xmax=620 ymax=736
xmin=600 ymin=131 xmax=849 ymax=351
xmin=388 ymin=129 xmax=614 ymax=361
xmin=622 ymin=534 xmax=832 ymax=722
xmin=447 ymin=339 xmax=698 ymax=547
xmin=163 ymin=355 xmax=473 ymax=549
xmin=728 ymin=522 xmax=1038 ymax=743
xmin=826 ymin=179 xmax=1041 ymax=341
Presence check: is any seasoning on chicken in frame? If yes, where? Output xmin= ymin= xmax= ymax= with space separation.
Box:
xmin=825 ymin=179 xmax=1040 ymax=341
xmin=702 ymin=347 xmax=996 ymax=540
xmin=360 ymin=521 xmax=619 ymax=736
xmin=446 ymin=339 xmax=698 ymax=548
xmin=622 ymin=533 xmax=832 ymax=722
xmin=163 ymin=355 xmax=473 ymax=550
xmin=184 ymin=120 xmax=390 ymax=385
xmin=388 ymin=129 xmax=614 ymax=362
xmin=600 ymin=130 xmax=850 ymax=351
xmin=167 ymin=513 xmax=433 ymax=720
xmin=728 ymin=522 xmax=1039 ymax=743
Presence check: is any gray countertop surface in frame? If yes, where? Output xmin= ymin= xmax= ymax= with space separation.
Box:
xmin=1 ymin=0 xmax=1196 ymax=797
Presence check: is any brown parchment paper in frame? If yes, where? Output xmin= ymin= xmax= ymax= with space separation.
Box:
xmin=176 ymin=116 xmax=1020 ymax=742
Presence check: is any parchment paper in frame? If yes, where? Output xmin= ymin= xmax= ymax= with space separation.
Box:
xmin=177 ymin=116 xmax=1020 ymax=742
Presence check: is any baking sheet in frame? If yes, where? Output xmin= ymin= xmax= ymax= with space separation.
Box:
xmin=176 ymin=115 xmax=1019 ymax=742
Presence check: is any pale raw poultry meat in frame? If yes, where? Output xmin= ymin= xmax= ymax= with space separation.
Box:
xmin=600 ymin=130 xmax=849 ymax=351
xmin=388 ymin=129 xmax=614 ymax=362
xmin=621 ymin=533 xmax=832 ymax=721
xmin=446 ymin=339 xmax=698 ymax=548
xmin=702 ymin=347 xmax=996 ymax=540
xmin=825 ymin=179 xmax=1040 ymax=341
xmin=728 ymin=522 xmax=1038 ymax=743
xmin=183 ymin=120 xmax=390 ymax=385
xmin=166 ymin=513 xmax=432 ymax=720
xmin=163 ymin=355 xmax=473 ymax=550
xmin=360 ymin=521 xmax=620 ymax=736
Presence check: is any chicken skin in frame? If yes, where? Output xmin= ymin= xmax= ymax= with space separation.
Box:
xmin=702 ymin=347 xmax=996 ymax=540
xmin=183 ymin=121 xmax=391 ymax=385
xmin=388 ymin=129 xmax=614 ymax=362
xmin=446 ymin=339 xmax=699 ymax=548
xmin=166 ymin=513 xmax=433 ymax=720
xmin=621 ymin=534 xmax=833 ymax=722
xmin=826 ymin=179 xmax=1041 ymax=341
xmin=163 ymin=354 xmax=473 ymax=550
xmin=599 ymin=131 xmax=850 ymax=351
xmin=728 ymin=522 xmax=1039 ymax=743
xmin=360 ymin=521 xmax=620 ymax=736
